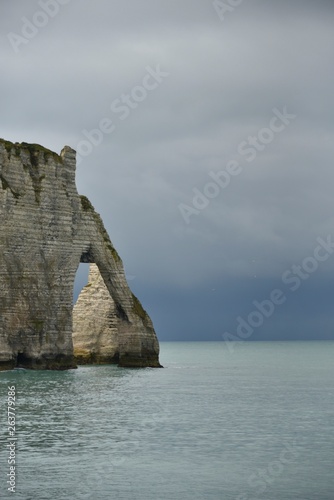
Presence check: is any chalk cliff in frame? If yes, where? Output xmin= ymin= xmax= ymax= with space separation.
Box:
xmin=0 ymin=139 xmax=161 ymax=370
xmin=73 ymin=264 xmax=120 ymax=364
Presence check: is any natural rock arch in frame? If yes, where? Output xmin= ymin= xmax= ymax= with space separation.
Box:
xmin=0 ymin=139 xmax=161 ymax=370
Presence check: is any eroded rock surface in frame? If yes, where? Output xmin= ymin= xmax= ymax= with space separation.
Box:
xmin=0 ymin=139 xmax=161 ymax=370
xmin=73 ymin=264 xmax=120 ymax=364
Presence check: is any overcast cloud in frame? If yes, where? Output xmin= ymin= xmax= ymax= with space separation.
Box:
xmin=1 ymin=0 xmax=334 ymax=341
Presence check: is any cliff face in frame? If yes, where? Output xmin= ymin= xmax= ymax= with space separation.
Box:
xmin=0 ymin=139 xmax=161 ymax=370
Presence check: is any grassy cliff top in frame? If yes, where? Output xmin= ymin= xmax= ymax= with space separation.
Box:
xmin=0 ymin=138 xmax=62 ymax=162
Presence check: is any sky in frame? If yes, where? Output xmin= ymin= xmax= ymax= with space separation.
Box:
xmin=1 ymin=0 xmax=334 ymax=342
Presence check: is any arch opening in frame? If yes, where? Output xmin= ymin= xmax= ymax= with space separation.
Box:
xmin=73 ymin=262 xmax=90 ymax=304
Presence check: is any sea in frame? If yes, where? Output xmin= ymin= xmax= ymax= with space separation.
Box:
xmin=0 ymin=341 xmax=334 ymax=500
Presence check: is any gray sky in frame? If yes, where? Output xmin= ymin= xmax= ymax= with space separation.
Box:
xmin=1 ymin=0 xmax=334 ymax=341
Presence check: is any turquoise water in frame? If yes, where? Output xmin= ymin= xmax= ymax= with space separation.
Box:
xmin=1 ymin=341 xmax=334 ymax=499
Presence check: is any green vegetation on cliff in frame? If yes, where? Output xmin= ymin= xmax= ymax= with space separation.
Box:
xmin=80 ymin=195 xmax=95 ymax=211
xmin=132 ymin=293 xmax=149 ymax=322
xmin=0 ymin=138 xmax=62 ymax=164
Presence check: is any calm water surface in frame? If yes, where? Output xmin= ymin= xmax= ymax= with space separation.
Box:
xmin=1 ymin=341 xmax=334 ymax=499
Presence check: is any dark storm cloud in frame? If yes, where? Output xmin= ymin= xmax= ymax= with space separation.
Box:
xmin=1 ymin=0 xmax=334 ymax=340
